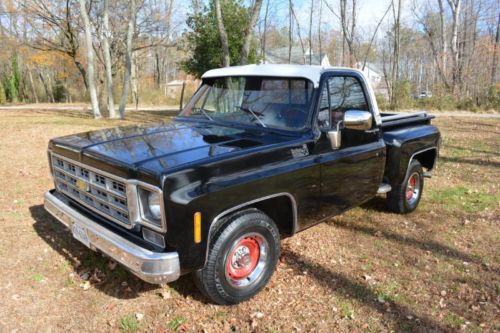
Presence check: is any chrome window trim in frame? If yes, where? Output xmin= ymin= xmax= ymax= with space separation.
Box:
xmin=49 ymin=151 xmax=167 ymax=233
xmin=205 ymin=192 xmax=298 ymax=263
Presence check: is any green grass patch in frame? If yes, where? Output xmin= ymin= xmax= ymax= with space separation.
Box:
xmin=119 ymin=315 xmax=140 ymax=333
xmin=445 ymin=312 xmax=465 ymax=328
xmin=337 ymin=298 xmax=354 ymax=319
xmin=168 ymin=316 xmax=186 ymax=331
xmin=376 ymin=281 xmax=401 ymax=303
xmin=32 ymin=274 xmax=45 ymax=283
xmin=427 ymin=186 xmax=499 ymax=213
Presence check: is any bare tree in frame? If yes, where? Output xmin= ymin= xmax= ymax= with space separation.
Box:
xmin=261 ymin=0 xmax=270 ymax=62
xmin=22 ymin=1 xmax=88 ymax=89
xmin=340 ymin=0 xmax=357 ymax=66
xmin=391 ymin=0 xmax=402 ymax=96
xmin=118 ymin=0 xmax=137 ymax=118
xmin=318 ymin=0 xmax=323 ymax=58
xmin=102 ymin=0 xmax=116 ymax=118
xmin=288 ymin=0 xmax=292 ymax=63
xmin=290 ymin=1 xmax=306 ymax=63
xmin=491 ymin=13 xmax=499 ymax=86
xmin=79 ymin=0 xmax=101 ymax=118
xmin=437 ymin=0 xmax=447 ymax=74
xmin=309 ymin=0 xmax=313 ymax=65
xmin=215 ymin=0 xmax=230 ymax=67
xmin=361 ymin=2 xmax=392 ymax=70
xmin=447 ymin=0 xmax=462 ymax=92
xmin=414 ymin=5 xmax=451 ymax=89
xmin=240 ymin=0 xmax=263 ymax=64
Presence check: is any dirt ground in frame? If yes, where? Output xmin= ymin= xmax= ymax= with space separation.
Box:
xmin=0 ymin=110 xmax=498 ymax=333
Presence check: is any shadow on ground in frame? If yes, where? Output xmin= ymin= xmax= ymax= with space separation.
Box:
xmin=30 ymin=204 xmax=210 ymax=302
xmin=327 ymin=218 xmax=482 ymax=265
xmin=282 ymin=248 xmax=448 ymax=332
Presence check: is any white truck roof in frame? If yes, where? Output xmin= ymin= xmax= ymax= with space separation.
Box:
xmin=201 ymin=64 xmax=361 ymax=88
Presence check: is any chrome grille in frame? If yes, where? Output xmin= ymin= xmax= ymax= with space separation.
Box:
xmin=51 ymin=154 xmax=131 ymax=227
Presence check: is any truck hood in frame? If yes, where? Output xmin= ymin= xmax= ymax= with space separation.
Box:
xmin=49 ymin=120 xmax=296 ymax=177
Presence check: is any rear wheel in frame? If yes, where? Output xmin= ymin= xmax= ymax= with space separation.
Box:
xmin=193 ymin=209 xmax=280 ymax=305
xmin=387 ymin=160 xmax=424 ymax=214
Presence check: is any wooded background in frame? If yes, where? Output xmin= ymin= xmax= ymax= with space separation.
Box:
xmin=0 ymin=0 xmax=498 ymax=118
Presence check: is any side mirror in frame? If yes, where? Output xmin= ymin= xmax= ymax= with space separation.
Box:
xmin=344 ymin=110 xmax=372 ymax=131
xmin=327 ymin=121 xmax=342 ymax=150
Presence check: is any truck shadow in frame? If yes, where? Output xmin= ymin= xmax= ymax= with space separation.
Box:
xmin=29 ymin=204 xmax=196 ymax=300
xmin=282 ymin=248 xmax=449 ymax=332
xmin=328 ymin=218 xmax=484 ymax=267
xmin=439 ymin=156 xmax=500 ymax=168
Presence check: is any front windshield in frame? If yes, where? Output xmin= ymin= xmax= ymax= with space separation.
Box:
xmin=180 ymin=76 xmax=314 ymax=130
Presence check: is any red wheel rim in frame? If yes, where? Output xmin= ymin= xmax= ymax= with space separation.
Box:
xmin=406 ymin=175 xmax=416 ymax=200
xmin=226 ymin=237 xmax=261 ymax=280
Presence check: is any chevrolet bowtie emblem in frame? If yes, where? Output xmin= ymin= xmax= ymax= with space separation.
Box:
xmin=76 ymin=179 xmax=90 ymax=192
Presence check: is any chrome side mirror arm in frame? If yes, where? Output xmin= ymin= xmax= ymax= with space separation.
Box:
xmin=327 ymin=120 xmax=343 ymax=150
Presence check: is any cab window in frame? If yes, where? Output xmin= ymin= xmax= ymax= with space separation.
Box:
xmin=318 ymin=76 xmax=369 ymax=130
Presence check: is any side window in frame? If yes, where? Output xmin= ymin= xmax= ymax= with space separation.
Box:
xmin=317 ymin=76 xmax=369 ymax=130
xmin=318 ymin=84 xmax=330 ymax=129
xmin=328 ymin=76 xmax=369 ymax=112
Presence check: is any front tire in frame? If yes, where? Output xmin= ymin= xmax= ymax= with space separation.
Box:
xmin=193 ymin=209 xmax=280 ymax=305
xmin=387 ymin=160 xmax=424 ymax=214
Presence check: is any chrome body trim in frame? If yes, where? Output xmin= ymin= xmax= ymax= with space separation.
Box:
xmin=205 ymin=192 xmax=298 ymax=263
xmin=408 ymin=146 xmax=438 ymax=171
xmin=44 ymin=191 xmax=180 ymax=284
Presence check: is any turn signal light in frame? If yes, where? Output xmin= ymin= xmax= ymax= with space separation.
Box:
xmin=194 ymin=212 xmax=202 ymax=243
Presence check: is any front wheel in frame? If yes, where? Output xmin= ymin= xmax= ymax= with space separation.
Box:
xmin=387 ymin=160 xmax=424 ymax=214
xmin=193 ymin=209 xmax=280 ymax=305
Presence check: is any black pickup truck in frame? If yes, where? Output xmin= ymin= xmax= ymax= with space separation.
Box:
xmin=44 ymin=64 xmax=440 ymax=304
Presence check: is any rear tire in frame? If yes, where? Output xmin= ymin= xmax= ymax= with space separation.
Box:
xmin=193 ymin=209 xmax=280 ymax=305
xmin=387 ymin=160 xmax=424 ymax=214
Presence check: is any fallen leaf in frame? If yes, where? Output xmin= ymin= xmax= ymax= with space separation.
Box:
xmin=80 ymin=281 xmax=91 ymax=291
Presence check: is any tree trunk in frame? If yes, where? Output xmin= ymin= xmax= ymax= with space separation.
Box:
xmin=262 ymin=0 xmax=269 ymax=63
xmin=491 ymin=13 xmax=499 ymax=86
xmin=215 ymin=0 xmax=230 ymax=67
xmin=288 ymin=0 xmax=292 ymax=63
xmin=290 ymin=1 xmax=306 ymax=63
xmin=240 ymin=0 xmax=263 ymax=65
xmin=308 ymin=0 xmax=313 ymax=65
xmin=38 ymin=71 xmax=51 ymax=103
xmin=46 ymin=73 xmax=56 ymax=103
xmin=447 ymin=0 xmax=462 ymax=93
xmin=102 ymin=0 xmax=116 ymax=118
xmin=118 ymin=0 xmax=137 ymax=118
xmin=28 ymin=68 xmax=38 ymax=103
xmin=318 ymin=0 xmax=322 ymax=59
xmin=437 ymin=0 xmax=447 ymax=75
xmin=131 ymin=52 xmax=139 ymax=110
xmin=79 ymin=0 xmax=101 ymax=119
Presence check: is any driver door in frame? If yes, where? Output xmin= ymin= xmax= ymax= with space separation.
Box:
xmin=315 ymin=74 xmax=385 ymax=219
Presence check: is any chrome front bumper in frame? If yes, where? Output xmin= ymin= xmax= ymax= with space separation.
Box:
xmin=44 ymin=191 xmax=180 ymax=284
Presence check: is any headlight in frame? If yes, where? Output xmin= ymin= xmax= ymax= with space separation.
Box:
xmin=136 ymin=186 xmax=164 ymax=230
xmin=147 ymin=191 xmax=162 ymax=220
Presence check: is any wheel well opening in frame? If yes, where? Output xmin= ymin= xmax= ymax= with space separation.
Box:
xmin=252 ymin=196 xmax=294 ymax=238
xmin=413 ymin=149 xmax=437 ymax=171
xmin=212 ymin=195 xmax=296 ymax=240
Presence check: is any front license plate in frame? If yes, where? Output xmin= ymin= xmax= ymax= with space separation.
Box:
xmin=72 ymin=222 xmax=90 ymax=248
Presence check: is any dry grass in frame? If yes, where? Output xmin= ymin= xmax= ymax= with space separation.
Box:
xmin=0 ymin=110 xmax=498 ymax=333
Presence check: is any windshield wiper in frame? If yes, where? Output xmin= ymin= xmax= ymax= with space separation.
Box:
xmin=193 ymin=107 xmax=213 ymax=121
xmin=237 ymin=106 xmax=266 ymax=127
